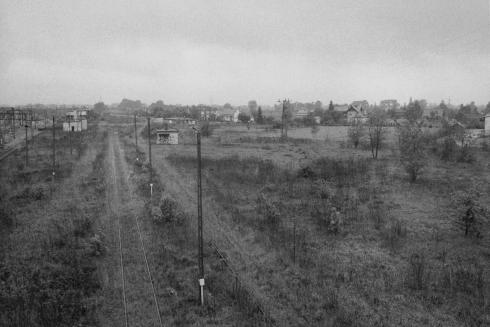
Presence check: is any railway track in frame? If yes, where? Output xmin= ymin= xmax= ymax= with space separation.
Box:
xmin=108 ymin=133 xmax=164 ymax=327
xmin=0 ymin=147 xmax=17 ymax=161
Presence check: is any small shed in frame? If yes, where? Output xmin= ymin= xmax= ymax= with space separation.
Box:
xmin=63 ymin=121 xmax=83 ymax=132
xmin=156 ymin=129 xmax=179 ymax=145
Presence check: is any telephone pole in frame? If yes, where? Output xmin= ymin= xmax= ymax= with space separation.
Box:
xmin=147 ymin=116 xmax=152 ymax=182
xmin=24 ymin=124 xmax=28 ymax=167
xmin=68 ymin=115 xmax=72 ymax=155
xmin=134 ymin=114 xmax=138 ymax=147
xmin=196 ymin=128 xmax=204 ymax=305
xmin=52 ymin=116 xmax=56 ymax=187
xmin=12 ymin=108 xmax=15 ymax=139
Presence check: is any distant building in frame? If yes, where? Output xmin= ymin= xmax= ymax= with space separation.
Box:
xmin=379 ymin=99 xmax=400 ymax=111
xmin=164 ymin=117 xmax=196 ymax=125
xmin=221 ymin=109 xmax=240 ymax=122
xmin=350 ymin=100 xmax=369 ymax=111
xmin=295 ymin=109 xmax=309 ymax=119
xmin=346 ymin=105 xmax=368 ymax=123
xmin=333 ymin=104 xmax=349 ymax=112
xmin=156 ymin=129 xmax=179 ymax=145
xmin=63 ymin=121 xmax=83 ymax=132
xmin=65 ymin=110 xmax=87 ymax=131
xmin=485 ymin=115 xmax=490 ymax=136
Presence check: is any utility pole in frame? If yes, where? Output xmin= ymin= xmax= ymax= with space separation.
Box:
xmin=196 ymin=128 xmax=205 ymax=305
xmin=147 ymin=116 xmax=152 ymax=186
xmin=293 ymin=218 xmax=296 ymax=264
xmin=24 ymin=124 xmax=28 ymax=167
xmin=68 ymin=115 xmax=72 ymax=155
xmin=52 ymin=116 xmax=56 ymax=188
xmin=11 ymin=108 xmax=15 ymax=139
xmin=134 ymin=113 xmax=138 ymax=156
xmin=281 ymin=99 xmax=289 ymax=138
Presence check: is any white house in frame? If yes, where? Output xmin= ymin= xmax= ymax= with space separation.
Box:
xmin=221 ymin=109 xmax=240 ymax=122
xmin=63 ymin=121 xmax=83 ymax=132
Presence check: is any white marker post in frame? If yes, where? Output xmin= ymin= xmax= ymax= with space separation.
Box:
xmin=150 ymin=183 xmax=153 ymax=197
xmin=199 ymin=278 xmax=205 ymax=306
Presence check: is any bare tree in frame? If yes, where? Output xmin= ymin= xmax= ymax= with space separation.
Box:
xmin=347 ymin=120 xmax=365 ymax=148
xmin=367 ymin=110 xmax=386 ymax=159
xmin=399 ymin=123 xmax=426 ymax=182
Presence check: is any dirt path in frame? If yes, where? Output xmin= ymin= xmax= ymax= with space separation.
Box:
xmin=99 ymin=131 xmax=163 ymax=327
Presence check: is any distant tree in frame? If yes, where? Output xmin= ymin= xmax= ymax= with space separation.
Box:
xmin=367 ymin=110 xmax=386 ymax=159
xmin=256 ymin=106 xmax=264 ymax=124
xmin=387 ymin=108 xmax=397 ymax=119
xmin=200 ymin=121 xmax=213 ymax=137
xmin=439 ymin=100 xmax=448 ymax=110
xmin=223 ymin=103 xmax=232 ymax=110
xmin=399 ymin=123 xmax=426 ymax=182
xmin=328 ymin=100 xmax=334 ymax=111
xmin=347 ymin=120 xmax=365 ymax=148
xmin=94 ymin=102 xmax=107 ymax=112
xmin=248 ymin=100 xmax=258 ymax=120
xmin=118 ymin=98 xmax=144 ymax=113
xmin=238 ymin=112 xmax=251 ymax=123
xmin=485 ymin=102 xmax=490 ymax=114
xmin=405 ymin=100 xmax=423 ymax=122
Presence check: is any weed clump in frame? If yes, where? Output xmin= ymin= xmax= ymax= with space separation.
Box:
xmin=256 ymin=193 xmax=280 ymax=228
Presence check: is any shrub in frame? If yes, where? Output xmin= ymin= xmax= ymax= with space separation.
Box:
xmin=73 ymin=215 xmax=93 ymax=237
xmin=399 ymin=123 xmax=426 ymax=182
xmin=450 ymin=190 xmax=486 ymax=238
xmin=457 ymin=144 xmax=475 ymax=163
xmin=367 ymin=198 xmax=386 ymax=230
xmin=347 ymin=121 xmax=365 ymax=148
xmin=0 ymin=200 xmax=13 ymax=227
xmin=159 ymin=197 xmax=179 ymax=223
xmin=440 ymin=137 xmax=457 ymax=161
xmin=256 ymin=193 xmax=280 ymax=228
xmin=407 ymin=252 xmax=428 ymax=290
xmin=381 ymin=219 xmax=407 ymax=251
xmin=200 ymin=121 xmax=214 ymax=137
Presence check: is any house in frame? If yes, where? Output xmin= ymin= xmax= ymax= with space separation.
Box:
xmin=65 ymin=110 xmax=87 ymax=131
xmin=346 ymin=105 xmax=368 ymax=123
xmin=350 ymin=100 xmax=369 ymax=111
xmin=295 ymin=109 xmax=309 ymax=119
xmin=333 ymin=104 xmax=349 ymax=112
xmin=221 ymin=109 xmax=240 ymax=122
xmin=63 ymin=121 xmax=83 ymax=132
xmin=156 ymin=129 xmax=179 ymax=145
xmin=379 ymin=99 xmax=400 ymax=111
xmin=165 ymin=117 xmax=196 ymax=125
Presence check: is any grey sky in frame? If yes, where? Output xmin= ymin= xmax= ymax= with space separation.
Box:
xmin=1 ymin=0 xmax=489 ymax=106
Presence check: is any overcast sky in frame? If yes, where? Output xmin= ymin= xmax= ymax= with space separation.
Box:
xmin=1 ymin=0 xmax=489 ymax=106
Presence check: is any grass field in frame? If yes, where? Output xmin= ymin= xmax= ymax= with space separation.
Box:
xmin=1 ymin=118 xmax=488 ymax=326
xmin=133 ymin=121 xmax=489 ymax=326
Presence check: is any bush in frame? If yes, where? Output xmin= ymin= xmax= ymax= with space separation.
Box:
xmin=0 ymin=202 xmax=13 ymax=227
xmin=399 ymin=124 xmax=426 ymax=182
xmin=450 ymin=190 xmax=486 ymax=238
xmin=440 ymin=137 xmax=457 ymax=161
xmin=200 ymin=121 xmax=214 ymax=137
xmin=381 ymin=219 xmax=407 ymax=251
xmin=256 ymin=193 xmax=280 ymax=228
xmin=407 ymin=252 xmax=428 ymax=290
xmin=158 ymin=197 xmax=179 ymax=223
xmin=457 ymin=144 xmax=475 ymax=163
